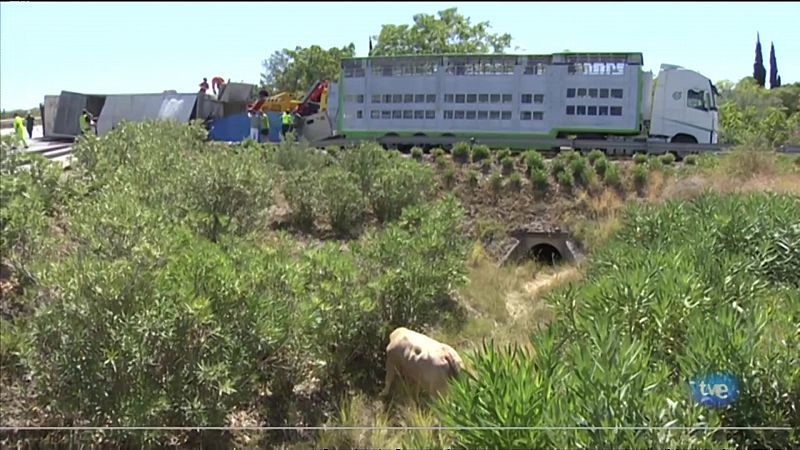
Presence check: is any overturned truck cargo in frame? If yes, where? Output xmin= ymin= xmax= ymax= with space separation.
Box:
xmin=41 ymin=83 xmax=258 ymax=140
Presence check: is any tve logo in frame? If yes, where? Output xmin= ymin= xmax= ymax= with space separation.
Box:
xmin=689 ymin=372 xmax=740 ymax=407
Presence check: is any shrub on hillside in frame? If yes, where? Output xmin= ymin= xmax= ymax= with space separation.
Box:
xmin=452 ymin=142 xmax=470 ymax=163
xmin=1 ymin=153 xmax=64 ymax=271
xmin=70 ymin=120 xmax=206 ymax=184
xmin=369 ymin=159 xmax=435 ymax=223
xmin=182 ymin=149 xmax=275 ymax=241
xmin=467 ymin=170 xmax=479 ymax=188
xmin=356 ymin=195 xmax=469 ymax=332
xmin=550 ymin=158 xmax=567 ymax=179
xmin=508 ymin=172 xmax=523 ymax=191
xmin=632 ymin=164 xmax=649 ymax=191
xmin=594 ymin=157 xmax=609 ymax=178
xmin=283 ymin=170 xmax=322 ymax=230
xmin=500 ymin=156 xmax=514 ymax=175
xmin=569 ymin=157 xmax=594 ymax=187
xmin=471 ymin=145 xmax=491 ymax=163
xmin=587 ymin=149 xmax=605 ymax=164
xmin=524 ymin=150 xmax=546 ymax=173
xmin=431 ymin=148 xmax=445 ymax=159
xmin=267 ymin=138 xmax=332 ymax=173
xmin=442 ymin=167 xmax=456 ymax=189
xmin=411 ymin=147 xmax=423 ymax=160
xmin=317 ymin=167 xmax=367 ymax=236
xmin=436 ymin=192 xmax=800 ymax=449
xmin=604 ymin=163 xmax=622 ymax=189
xmin=488 ymin=172 xmax=503 ymax=192
xmin=530 ymin=168 xmax=549 ymax=192
xmin=23 ymin=229 xmax=302 ymax=441
xmin=633 ymin=153 xmax=648 ymax=165
xmin=684 ymin=155 xmax=698 ymax=165
xmin=339 ymin=143 xmax=389 ymax=195
xmin=496 ymin=148 xmax=512 ymax=163
xmin=557 ymin=170 xmax=574 ymax=191
xmin=659 ymin=153 xmax=676 ymax=166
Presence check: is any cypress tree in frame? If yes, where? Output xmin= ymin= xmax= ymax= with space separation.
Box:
xmin=769 ymin=42 xmax=781 ymax=89
xmin=753 ymin=33 xmax=766 ymax=87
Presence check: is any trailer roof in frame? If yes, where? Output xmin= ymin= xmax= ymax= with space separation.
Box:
xmin=343 ymin=51 xmax=644 ymax=62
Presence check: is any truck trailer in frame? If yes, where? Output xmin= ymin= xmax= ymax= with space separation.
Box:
xmin=293 ymin=52 xmax=721 ymax=155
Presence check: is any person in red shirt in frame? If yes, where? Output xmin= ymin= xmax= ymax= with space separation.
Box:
xmin=199 ymin=78 xmax=209 ymax=93
xmin=211 ymin=76 xmax=225 ymax=95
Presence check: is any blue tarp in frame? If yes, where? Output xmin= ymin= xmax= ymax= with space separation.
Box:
xmin=208 ymin=111 xmax=283 ymax=143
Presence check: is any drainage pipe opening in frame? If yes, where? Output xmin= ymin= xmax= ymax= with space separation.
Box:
xmin=529 ymin=244 xmax=563 ymax=266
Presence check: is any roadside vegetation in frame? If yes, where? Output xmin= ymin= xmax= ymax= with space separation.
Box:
xmin=2 ymin=117 xmax=798 ymax=448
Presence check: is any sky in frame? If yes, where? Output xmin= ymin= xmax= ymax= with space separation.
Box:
xmin=1 ymin=1 xmax=798 ymax=111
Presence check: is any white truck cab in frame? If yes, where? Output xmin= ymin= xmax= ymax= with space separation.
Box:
xmin=649 ymin=64 xmax=720 ymax=144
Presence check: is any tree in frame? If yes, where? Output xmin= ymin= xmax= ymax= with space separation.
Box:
xmin=753 ymin=33 xmax=766 ymax=88
xmin=769 ymin=42 xmax=781 ymax=89
xmin=260 ymin=44 xmax=356 ymax=95
xmin=370 ymin=8 xmax=512 ymax=56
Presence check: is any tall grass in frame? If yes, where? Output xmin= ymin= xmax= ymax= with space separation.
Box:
xmin=434 ymin=191 xmax=800 ymax=449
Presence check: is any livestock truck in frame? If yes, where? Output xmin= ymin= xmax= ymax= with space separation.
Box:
xmin=292 ymin=52 xmax=721 ymax=156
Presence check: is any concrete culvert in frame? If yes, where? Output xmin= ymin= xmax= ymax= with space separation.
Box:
xmin=499 ymin=223 xmax=584 ymax=267
xmin=528 ymin=243 xmax=563 ymax=266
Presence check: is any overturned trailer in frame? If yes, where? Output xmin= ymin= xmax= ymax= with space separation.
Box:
xmin=41 ymin=82 xmax=257 ymax=140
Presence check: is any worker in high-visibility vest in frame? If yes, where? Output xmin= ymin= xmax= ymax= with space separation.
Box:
xmin=260 ymin=111 xmax=270 ymax=143
xmin=12 ymin=112 xmax=29 ymax=148
xmin=79 ymin=109 xmax=93 ymax=135
xmin=281 ymin=110 xmax=292 ymax=140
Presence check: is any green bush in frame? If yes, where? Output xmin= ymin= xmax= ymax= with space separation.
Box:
xmin=530 ymin=168 xmax=549 ymax=192
xmin=471 ymin=145 xmax=491 ymax=163
xmin=659 ymin=153 xmax=676 ymax=166
xmin=587 ymin=149 xmax=605 ymax=164
xmin=569 ymin=156 xmax=594 ymax=187
xmin=496 ymin=148 xmax=512 ymax=163
xmin=524 ymin=150 xmax=546 ymax=173
xmin=488 ymin=172 xmax=503 ymax=192
xmin=431 ymin=148 xmax=445 ymax=159
xmin=632 ymin=164 xmax=649 ymax=191
xmin=550 ymin=158 xmax=567 ymax=179
xmin=594 ymin=157 xmax=609 ymax=178
xmin=1 ymin=153 xmax=63 ymax=271
xmin=508 ymin=171 xmax=523 ymax=191
xmin=369 ymin=158 xmax=435 ymax=223
xmin=452 ymin=142 xmax=470 ymax=162
xmin=182 ymin=149 xmax=275 ymax=241
xmin=633 ymin=153 xmax=648 ymax=165
xmin=604 ymin=163 xmax=622 ymax=189
xmin=283 ymin=170 xmax=322 ymax=230
xmin=500 ymin=156 xmax=514 ymax=172
xmin=23 ymin=229 xmax=301 ymax=436
xmin=410 ymin=147 xmax=423 ymax=159
xmin=557 ymin=169 xmax=574 ymax=190
xmin=468 ymin=170 xmax=479 ymax=188
xmin=357 ymin=195 xmax=469 ymax=333
xmin=435 ymin=155 xmax=449 ymax=170
xmin=442 ymin=167 xmax=456 ymax=189
xmin=339 ymin=143 xmax=388 ymax=195
xmin=317 ymin=167 xmax=367 ymax=236
xmin=436 ymin=192 xmax=800 ymax=449
xmin=684 ymin=155 xmax=698 ymax=166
